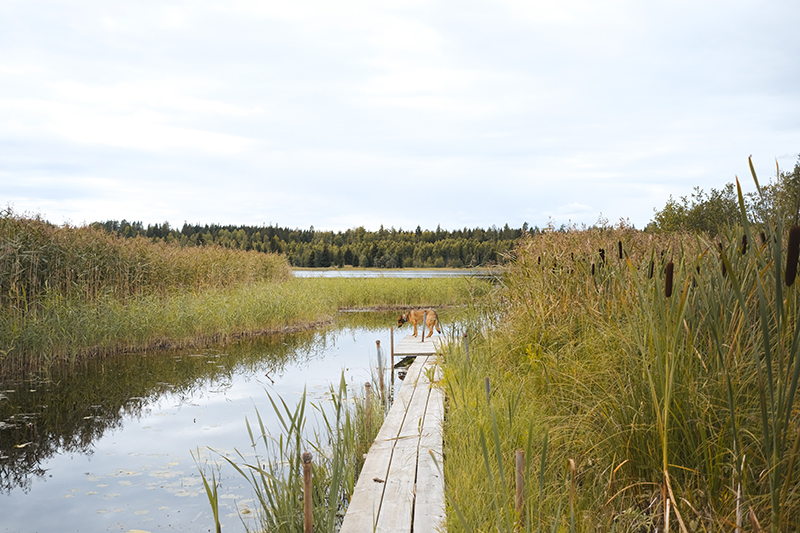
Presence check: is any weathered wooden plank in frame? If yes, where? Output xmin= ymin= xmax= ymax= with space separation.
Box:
xmin=394 ymin=334 xmax=440 ymax=356
xmin=375 ymin=440 xmax=417 ymax=532
xmin=341 ymin=352 xmax=446 ymax=533
xmin=414 ymin=385 xmax=446 ymax=532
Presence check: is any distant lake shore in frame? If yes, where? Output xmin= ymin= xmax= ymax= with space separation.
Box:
xmin=292 ymin=268 xmax=499 ymax=278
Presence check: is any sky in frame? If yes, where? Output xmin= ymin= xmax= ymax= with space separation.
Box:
xmin=1 ymin=0 xmax=799 ymax=233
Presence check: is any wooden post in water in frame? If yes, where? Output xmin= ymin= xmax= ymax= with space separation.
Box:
xmin=515 ymin=449 xmax=525 ymax=530
xmin=365 ymin=382 xmax=372 ymax=432
xmin=376 ymin=340 xmax=385 ymax=404
xmin=303 ymin=452 xmax=313 ymax=533
xmin=422 ymin=311 xmax=428 ymax=342
xmin=390 ymin=327 xmax=395 ymax=387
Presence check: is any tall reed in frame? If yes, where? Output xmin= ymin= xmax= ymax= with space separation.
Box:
xmin=442 ymin=184 xmax=800 ymax=531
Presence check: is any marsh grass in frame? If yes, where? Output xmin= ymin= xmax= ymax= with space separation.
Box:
xmin=0 ymin=209 xmax=486 ymax=373
xmin=443 ymin=168 xmax=800 ymax=531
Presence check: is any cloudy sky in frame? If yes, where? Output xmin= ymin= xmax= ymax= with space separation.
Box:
xmin=2 ymin=1 xmax=799 ymax=232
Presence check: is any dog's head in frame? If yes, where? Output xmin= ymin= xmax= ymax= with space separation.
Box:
xmin=397 ymin=314 xmax=407 ymax=328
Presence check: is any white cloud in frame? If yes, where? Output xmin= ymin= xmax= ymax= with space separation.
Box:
xmin=1 ymin=0 xmax=799 ymax=230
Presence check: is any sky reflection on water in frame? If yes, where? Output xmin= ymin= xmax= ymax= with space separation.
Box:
xmin=0 ymin=311 xmax=419 ymax=533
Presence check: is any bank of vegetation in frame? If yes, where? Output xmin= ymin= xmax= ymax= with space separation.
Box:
xmin=443 ymin=160 xmax=800 ymax=531
xmin=0 ymin=209 xmax=485 ymax=375
xmin=90 ymin=219 xmax=529 ymax=268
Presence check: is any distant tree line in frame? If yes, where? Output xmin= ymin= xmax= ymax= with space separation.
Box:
xmin=89 ymin=221 xmax=536 ymax=268
xmin=647 ymin=154 xmax=800 ymax=235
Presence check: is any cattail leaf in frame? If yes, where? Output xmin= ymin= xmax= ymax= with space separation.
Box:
xmin=749 ymin=156 xmax=763 ymax=197
xmin=785 ymin=224 xmax=800 ymax=286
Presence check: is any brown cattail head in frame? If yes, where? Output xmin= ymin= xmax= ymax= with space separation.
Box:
xmin=741 ymin=234 xmax=748 ymax=255
xmin=599 ymin=248 xmax=605 ymax=264
xmin=618 ymin=240 xmax=623 ymax=260
xmin=760 ymin=231 xmax=767 ymax=246
xmin=537 ymin=256 xmax=541 ymax=265
xmin=786 ymin=224 xmax=800 ymax=286
xmin=665 ymin=261 xmax=674 ymax=298
xmin=591 ymin=263 xmax=595 ymax=276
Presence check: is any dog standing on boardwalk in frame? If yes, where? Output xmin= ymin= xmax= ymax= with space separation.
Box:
xmin=397 ymin=308 xmax=442 ymax=339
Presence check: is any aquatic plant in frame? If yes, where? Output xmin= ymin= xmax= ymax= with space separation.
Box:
xmin=198 ymin=373 xmax=383 ymax=533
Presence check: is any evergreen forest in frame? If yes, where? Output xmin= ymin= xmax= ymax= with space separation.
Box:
xmin=89 ymin=221 xmax=533 ymax=268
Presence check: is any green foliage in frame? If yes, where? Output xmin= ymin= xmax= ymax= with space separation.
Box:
xmin=648 ymin=153 xmax=800 ymax=235
xmin=91 ymin=219 xmax=531 ymax=268
xmin=750 ymin=155 xmax=800 ymax=229
xmin=648 ymin=183 xmax=740 ymax=235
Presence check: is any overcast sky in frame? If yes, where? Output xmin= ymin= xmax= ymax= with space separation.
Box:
xmin=2 ymin=0 xmax=799 ymax=232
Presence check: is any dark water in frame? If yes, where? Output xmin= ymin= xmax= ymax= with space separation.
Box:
xmin=0 ymin=311 xmax=416 ymax=533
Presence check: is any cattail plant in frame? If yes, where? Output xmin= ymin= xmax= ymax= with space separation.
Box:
xmin=741 ymin=234 xmax=747 ymax=255
xmin=665 ymin=261 xmax=674 ymax=298
xmin=599 ymin=248 xmax=605 ymax=264
xmin=618 ymin=240 xmax=623 ymax=260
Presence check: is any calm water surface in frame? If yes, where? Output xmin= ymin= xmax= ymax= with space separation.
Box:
xmin=292 ymin=268 xmax=492 ymax=278
xmin=0 ymin=311 xmax=423 ymax=533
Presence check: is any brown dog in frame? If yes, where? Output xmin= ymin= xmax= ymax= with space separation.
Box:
xmin=397 ymin=308 xmax=442 ymax=339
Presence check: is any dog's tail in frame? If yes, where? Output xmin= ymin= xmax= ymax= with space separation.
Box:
xmin=433 ymin=310 xmax=442 ymax=333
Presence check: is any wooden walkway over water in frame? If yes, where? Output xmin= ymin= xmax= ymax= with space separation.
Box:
xmin=340 ymin=334 xmax=445 ymax=533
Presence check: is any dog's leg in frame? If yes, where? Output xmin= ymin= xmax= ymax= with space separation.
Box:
xmin=412 ymin=323 xmax=418 ymax=337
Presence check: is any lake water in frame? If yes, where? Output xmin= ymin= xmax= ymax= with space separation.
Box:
xmin=292 ymin=268 xmax=494 ymax=278
xmin=0 ymin=311 xmax=431 ymax=533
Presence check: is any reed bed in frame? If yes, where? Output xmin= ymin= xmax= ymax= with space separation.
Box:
xmin=0 ymin=210 xmax=484 ymax=373
xmin=0 ymin=209 xmax=291 ymax=307
xmin=443 ymin=177 xmax=800 ymax=531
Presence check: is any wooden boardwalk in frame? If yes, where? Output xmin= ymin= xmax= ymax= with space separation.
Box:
xmin=340 ymin=334 xmax=445 ymax=533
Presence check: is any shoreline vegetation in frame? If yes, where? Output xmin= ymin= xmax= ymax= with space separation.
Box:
xmin=444 ymin=194 xmax=800 ymax=529
xmin=0 ymin=209 xmax=488 ymax=376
